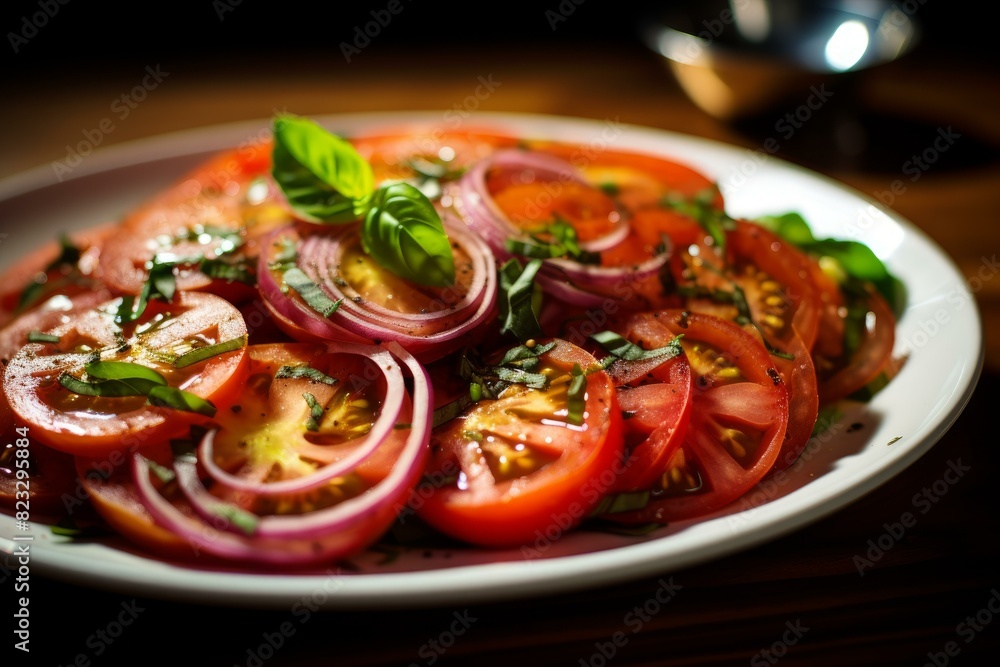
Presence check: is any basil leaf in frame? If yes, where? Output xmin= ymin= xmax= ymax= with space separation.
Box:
xmin=662 ymin=186 xmax=733 ymax=251
xmin=271 ymin=114 xmax=374 ymax=224
xmin=59 ymin=374 xmax=165 ymax=398
xmin=362 ymin=182 xmax=456 ymax=288
xmin=283 ymin=267 xmax=342 ymax=317
xmin=84 ymin=361 xmax=168 ymax=385
xmin=212 ymin=504 xmax=259 ymax=536
xmin=498 ymin=258 xmax=544 ymax=342
xmin=755 ymin=212 xmax=817 ymax=245
xmin=147 ymin=386 xmax=217 ymax=417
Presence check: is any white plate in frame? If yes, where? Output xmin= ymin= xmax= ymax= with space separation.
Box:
xmin=0 ymin=112 xmax=983 ymax=609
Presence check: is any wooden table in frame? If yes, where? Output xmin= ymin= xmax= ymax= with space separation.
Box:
xmin=2 ymin=12 xmax=999 ymax=665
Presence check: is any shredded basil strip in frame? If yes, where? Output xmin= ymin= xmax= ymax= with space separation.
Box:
xmin=283 ymin=267 xmax=342 ymax=317
xmin=27 ymin=331 xmax=60 ymax=344
xmin=84 ymin=361 xmax=166 ymax=383
xmin=494 ymin=366 xmax=548 ymax=390
xmin=147 ymin=386 xmax=217 ymax=417
xmin=498 ymin=258 xmax=544 ymax=342
xmin=432 ymin=392 xmax=478 ymax=428
xmin=173 ymin=336 xmax=248 ymax=369
xmin=506 ymin=219 xmax=600 ymax=264
xmin=662 ymin=185 xmax=733 ymax=251
xmin=276 ymin=364 xmax=339 ymax=386
xmin=212 ymin=504 xmax=259 ymax=536
xmin=199 ymin=257 xmax=255 ymax=285
xmin=499 ymin=341 xmax=557 ymax=371
xmin=566 ymin=363 xmax=587 ymax=426
xmin=269 ymin=237 xmax=299 ymax=271
xmin=58 ymin=374 xmax=165 ymax=398
xmin=18 ymin=233 xmax=82 ymax=309
xmin=303 ymin=392 xmax=324 ymax=431
xmin=589 ymin=490 xmax=652 ymax=516
xmin=591 ymin=331 xmax=683 ymax=362
xmin=145 ymin=458 xmax=177 ymax=484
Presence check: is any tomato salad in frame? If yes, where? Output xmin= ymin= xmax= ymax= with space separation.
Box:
xmin=0 ymin=115 xmax=903 ymax=567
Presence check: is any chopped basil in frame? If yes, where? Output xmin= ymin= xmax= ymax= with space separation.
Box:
xmin=432 ymin=392 xmax=477 ymax=428
xmin=58 ymin=373 xmax=165 ymax=398
xmin=497 ymin=258 xmax=544 ymax=343
xmin=173 ymin=335 xmax=248 ymax=368
xmin=303 ymin=392 xmax=324 ymax=431
xmin=566 ymin=363 xmax=587 ymax=426
xmin=27 ymin=331 xmax=60 ymax=344
xmin=269 ymin=237 xmax=299 ymax=271
xmin=589 ymin=490 xmax=652 ymax=515
xmin=145 ymin=458 xmax=177 ymax=484
xmin=147 ymin=386 xmax=217 ymax=417
xmin=275 ymin=364 xmax=339 ymax=386
xmin=198 ymin=256 xmax=255 ymax=285
xmin=212 ymin=504 xmax=259 ymax=536
xmin=85 ymin=360 xmax=167 ymax=384
xmin=493 ymin=366 xmax=548 ymax=390
xmin=662 ymin=185 xmax=733 ymax=251
xmin=591 ymin=331 xmax=682 ymax=362
xmin=18 ymin=233 xmax=81 ymax=310
xmin=505 ymin=219 xmax=600 ymax=264
xmin=283 ymin=267 xmax=342 ymax=318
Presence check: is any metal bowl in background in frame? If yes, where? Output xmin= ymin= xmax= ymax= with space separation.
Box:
xmin=643 ymin=0 xmax=920 ymax=122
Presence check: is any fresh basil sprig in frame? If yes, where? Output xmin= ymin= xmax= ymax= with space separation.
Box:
xmin=271 ymin=114 xmax=455 ymax=288
xmin=363 ymin=182 xmax=456 ymax=288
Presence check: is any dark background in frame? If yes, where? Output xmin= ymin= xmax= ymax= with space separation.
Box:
xmin=1 ymin=0 xmax=996 ymax=82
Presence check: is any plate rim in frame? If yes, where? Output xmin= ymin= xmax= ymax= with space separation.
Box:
xmin=0 ymin=110 xmax=985 ymax=610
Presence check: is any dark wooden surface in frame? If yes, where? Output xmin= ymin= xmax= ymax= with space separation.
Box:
xmin=2 ymin=2 xmax=999 ymax=664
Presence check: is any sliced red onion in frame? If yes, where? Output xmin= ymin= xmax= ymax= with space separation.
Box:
xmin=290 ymin=216 xmax=497 ymax=363
xmin=132 ymin=342 xmax=433 ymax=564
xmin=196 ymin=343 xmax=405 ymax=496
xmin=452 ymin=148 xmax=669 ymax=303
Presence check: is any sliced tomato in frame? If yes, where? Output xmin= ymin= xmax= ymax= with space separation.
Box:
xmin=350 ymin=127 xmax=520 ymax=184
xmin=0 ymin=382 xmax=79 ymax=524
xmin=2 ymin=292 xmax=249 ymax=456
xmin=816 ymin=288 xmax=897 ymax=405
xmin=0 ymin=222 xmax=116 ymax=329
xmin=101 ymin=142 xmax=291 ymax=298
xmin=608 ymin=351 xmax=694 ymax=492
xmin=602 ymin=311 xmax=789 ymax=523
xmin=119 ymin=341 xmax=430 ymax=565
xmin=417 ymin=338 xmax=624 ymax=548
xmin=75 ymin=441 xmax=203 ymax=562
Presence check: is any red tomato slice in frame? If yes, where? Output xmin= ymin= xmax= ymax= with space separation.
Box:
xmin=3 ymin=292 xmax=249 ymax=456
xmin=350 ymin=127 xmax=521 ymax=184
xmin=604 ymin=311 xmax=789 ymax=523
xmin=1 ymin=382 xmax=79 ymax=524
xmin=817 ymin=289 xmax=897 ymax=404
xmin=0 ymin=222 xmax=116 ymax=329
xmin=75 ymin=441 xmax=203 ymax=562
xmin=101 ymin=142 xmax=291 ymax=297
xmin=599 ymin=332 xmax=694 ymax=492
xmin=417 ymin=338 xmax=624 ymax=548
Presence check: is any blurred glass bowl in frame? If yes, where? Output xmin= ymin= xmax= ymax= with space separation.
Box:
xmin=643 ymin=0 xmax=920 ymax=121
